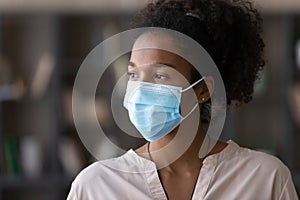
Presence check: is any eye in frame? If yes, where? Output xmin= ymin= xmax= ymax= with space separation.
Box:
xmin=127 ymin=71 xmax=138 ymax=80
xmin=154 ymin=73 xmax=168 ymax=80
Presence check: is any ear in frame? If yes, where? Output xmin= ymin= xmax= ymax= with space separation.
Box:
xmin=194 ymin=76 xmax=214 ymax=103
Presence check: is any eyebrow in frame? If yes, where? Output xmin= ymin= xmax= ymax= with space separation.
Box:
xmin=128 ymin=61 xmax=176 ymax=69
xmin=128 ymin=61 xmax=136 ymax=67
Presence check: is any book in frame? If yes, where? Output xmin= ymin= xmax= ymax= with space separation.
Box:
xmin=4 ymin=135 xmax=21 ymax=176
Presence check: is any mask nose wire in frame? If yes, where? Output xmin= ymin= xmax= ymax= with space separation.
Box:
xmin=181 ymin=76 xmax=206 ymax=93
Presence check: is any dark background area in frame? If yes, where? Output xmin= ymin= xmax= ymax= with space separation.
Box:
xmin=0 ymin=1 xmax=300 ymax=199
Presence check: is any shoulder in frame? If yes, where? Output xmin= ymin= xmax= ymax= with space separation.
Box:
xmin=67 ymin=150 xmax=155 ymax=199
xmin=206 ymin=141 xmax=298 ymax=199
xmin=67 ymin=159 xmax=117 ymax=199
xmin=231 ymin=141 xmax=290 ymax=175
xmin=221 ymin=141 xmax=292 ymax=188
xmin=72 ymin=160 xmax=110 ymax=185
xmin=70 ymin=149 xmax=155 ymax=188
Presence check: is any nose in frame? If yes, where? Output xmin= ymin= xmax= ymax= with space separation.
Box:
xmin=137 ymin=71 xmax=154 ymax=83
xmin=139 ymin=75 xmax=152 ymax=83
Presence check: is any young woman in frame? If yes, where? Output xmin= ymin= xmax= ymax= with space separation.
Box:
xmin=67 ymin=0 xmax=298 ymax=199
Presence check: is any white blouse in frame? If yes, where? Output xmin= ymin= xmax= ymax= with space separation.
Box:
xmin=67 ymin=141 xmax=298 ymax=200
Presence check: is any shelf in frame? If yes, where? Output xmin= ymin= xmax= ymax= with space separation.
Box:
xmin=0 ymin=175 xmax=73 ymax=189
xmin=0 ymin=0 xmax=147 ymax=13
xmin=0 ymin=9 xmax=299 ymax=199
xmin=0 ymin=85 xmax=16 ymax=102
xmin=1 ymin=0 xmax=300 ymax=13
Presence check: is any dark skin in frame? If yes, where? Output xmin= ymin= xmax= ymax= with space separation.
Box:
xmin=130 ymin=33 xmax=227 ymax=200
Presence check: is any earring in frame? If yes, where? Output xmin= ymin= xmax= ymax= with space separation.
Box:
xmin=201 ymin=97 xmax=205 ymax=102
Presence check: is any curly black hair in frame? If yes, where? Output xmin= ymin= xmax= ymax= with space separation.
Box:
xmin=131 ymin=0 xmax=265 ymax=123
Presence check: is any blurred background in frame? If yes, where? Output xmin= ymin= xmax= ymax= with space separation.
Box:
xmin=0 ymin=0 xmax=300 ymax=199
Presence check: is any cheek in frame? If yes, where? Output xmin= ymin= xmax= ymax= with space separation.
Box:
xmin=180 ymin=89 xmax=199 ymax=116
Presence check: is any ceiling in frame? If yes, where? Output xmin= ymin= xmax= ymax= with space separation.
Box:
xmin=0 ymin=0 xmax=299 ymax=13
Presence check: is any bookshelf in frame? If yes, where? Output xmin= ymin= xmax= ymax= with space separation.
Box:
xmin=0 ymin=10 xmax=299 ymax=200
xmin=0 ymin=13 xmax=135 ymax=200
xmin=204 ymin=13 xmax=300 ymax=195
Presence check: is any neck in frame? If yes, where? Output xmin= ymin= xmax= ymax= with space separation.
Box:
xmin=148 ymin=127 xmax=207 ymax=173
xmin=147 ymin=126 xmax=227 ymax=174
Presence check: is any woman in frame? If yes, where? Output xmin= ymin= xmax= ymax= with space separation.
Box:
xmin=67 ymin=0 xmax=298 ymax=199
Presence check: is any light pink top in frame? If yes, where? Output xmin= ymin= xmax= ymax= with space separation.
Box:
xmin=67 ymin=141 xmax=298 ymax=200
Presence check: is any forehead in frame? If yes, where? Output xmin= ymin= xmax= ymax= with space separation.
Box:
xmin=130 ymin=49 xmax=184 ymax=66
xmin=131 ymin=32 xmax=192 ymax=79
xmin=132 ymin=31 xmax=179 ymax=51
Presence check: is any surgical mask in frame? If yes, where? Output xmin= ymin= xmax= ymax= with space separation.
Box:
xmin=123 ymin=77 xmax=205 ymax=142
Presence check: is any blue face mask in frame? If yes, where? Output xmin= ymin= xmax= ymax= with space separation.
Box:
xmin=123 ymin=77 xmax=205 ymax=142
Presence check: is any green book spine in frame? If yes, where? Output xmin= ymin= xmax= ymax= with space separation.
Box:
xmin=4 ymin=135 xmax=21 ymax=176
xmin=0 ymin=140 xmax=4 ymax=174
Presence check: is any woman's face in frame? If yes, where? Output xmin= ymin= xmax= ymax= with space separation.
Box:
xmin=128 ymin=32 xmax=193 ymax=88
xmin=128 ymin=32 xmax=202 ymax=118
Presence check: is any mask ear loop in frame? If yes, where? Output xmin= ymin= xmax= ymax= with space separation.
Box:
xmin=181 ymin=76 xmax=206 ymax=93
xmin=180 ymin=76 xmax=206 ymax=120
xmin=179 ymin=76 xmax=212 ymax=159
xmin=181 ymin=103 xmax=199 ymax=121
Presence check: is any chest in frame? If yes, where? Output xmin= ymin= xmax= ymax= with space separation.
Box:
xmin=158 ymin=170 xmax=200 ymax=200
